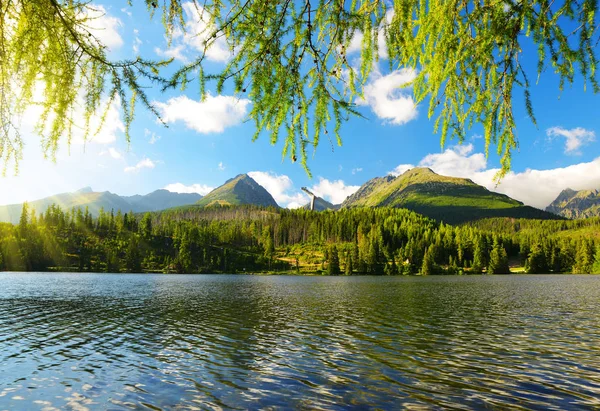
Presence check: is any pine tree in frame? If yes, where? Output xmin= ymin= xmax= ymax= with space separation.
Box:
xmin=472 ymin=236 xmax=485 ymax=274
xmin=125 ymin=235 xmax=142 ymax=273
xmin=527 ymin=243 xmax=548 ymax=274
xmin=592 ymin=245 xmax=600 ymax=274
xmin=345 ymin=252 xmax=353 ymax=275
xmin=421 ymin=247 xmax=435 ymax=276
xmin=573 ymin=239 xmax=594 ymax=274
xmin=327 ymin=244 xmax=340 ymax=275
xmin=488 ymin=241 xmax=510 ymax=274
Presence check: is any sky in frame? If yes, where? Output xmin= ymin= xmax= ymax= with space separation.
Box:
xmin=2 ymin=2 xmax=600 ymax=210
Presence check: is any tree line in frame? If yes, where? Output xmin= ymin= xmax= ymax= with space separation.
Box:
xmin=0 ymin=203 xmax=599 ymax=275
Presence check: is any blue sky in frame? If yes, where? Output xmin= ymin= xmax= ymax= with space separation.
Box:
xmin=2 ymin=1 xmax=599 ymax=209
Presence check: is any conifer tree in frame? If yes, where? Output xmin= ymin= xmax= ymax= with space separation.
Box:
xmin=573 ymin=239 xmax=594 ymax=274
xmin=345 ymin=252 xmax=353 ymax=276
xmin=327 ymin=244 xmax=340 ymax=275
xmin=592 ymin=246 xmax=600 ymax=274
xmin=472 ymin=236 xmax=485 ymax=274
xmin=527 ymin=243 xmax=548 ymax=274
xmin=488 ymin=241 xmax=510 ymax=274
xmin=421 ymin=246 xmax=435 ymax=276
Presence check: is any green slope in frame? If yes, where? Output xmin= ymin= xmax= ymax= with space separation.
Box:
xmin=196 ymin=174 xmax=279 ymax=208
xmin=342 ymin=168 xmax=561 ymax=224
xmin=546 ymin=188 xmax=600 ymax=219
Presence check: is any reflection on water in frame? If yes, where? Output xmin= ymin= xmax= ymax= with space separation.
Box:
xmin=1 ymin=273 xmax=600 ymax=409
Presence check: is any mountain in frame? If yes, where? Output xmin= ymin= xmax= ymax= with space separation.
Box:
xmin=341 ymin=167 xmax=561 ymax=224
xmin=546 ymin=188 xmax=600 ymax=219
xmin=196 ymin=174 xmax=279 ymax=208
xmin=0 ymin=188 xmax=202 ymax=224
xmin=302 ymin=196 xmax=339 ymax=211
xmin=124 ymin=189 xmax=202 ymax=212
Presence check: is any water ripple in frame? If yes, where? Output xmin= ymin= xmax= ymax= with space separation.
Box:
xmin=1 ymin=273 xmax=599 ymax=409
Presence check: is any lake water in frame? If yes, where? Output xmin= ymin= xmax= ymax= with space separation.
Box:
xmin=1 ymin=273 xmax=599 ymax=410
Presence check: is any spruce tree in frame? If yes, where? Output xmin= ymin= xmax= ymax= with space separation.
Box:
xmin=488 ymin=241 xmax=510 ymax=274
xmin=472 ymin=236 xmax=485 ymax=274
xmin=592 ymin=245 xmax=600 ymax=274
xmin=327 ymin=245 xmax=340 ymax=275
xmin=421 ymin=247 xmax=435 ymax=276
xmin=345 ymin=252 xmax=353 ymax=276
xmin=527 ymin=243 xmax=548 ymax=274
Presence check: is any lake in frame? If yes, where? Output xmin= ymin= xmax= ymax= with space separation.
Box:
xmin=1 ymin=273 xmax=599 ymax=410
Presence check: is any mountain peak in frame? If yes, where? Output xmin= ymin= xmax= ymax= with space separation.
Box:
xmin=547 ymin=187 xmax=600 ymax=218
xmin=342 ymin=169 xmax=557 ymax=224
xmin=76 ymin=186 xmax=93 ymax=193
xmin=196 ymin=173 xmax=278 ymax=208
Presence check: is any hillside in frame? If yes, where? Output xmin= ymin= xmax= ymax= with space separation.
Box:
xmin=196 ymin=174 xmax=279 ymax=208
xmin=0 ymin=187 xmax=202 ymax=224
xmin=546 ymin=188 xmax=600 ymax=219
xmin=342 ymin=167 xmax=561 ymax=224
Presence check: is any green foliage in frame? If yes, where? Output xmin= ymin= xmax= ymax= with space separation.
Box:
xmin=125 ymin=235 xmax=142 ymax=273
xmin=421 ymin=246 xmax=435 ymax=276
xmin=527 ymin=243 xmax=548 ymax=274
xmin=0 ymin=202 xmax=597 ymax=276
xmin=0 ymin=0 xmax=170 ymax=172
xmin=592 ymin=246 xmax=600 ymax=274
xmin=471 ymin=236 xmax=486 ymax=274
xmin=3 ymin=1 xmax=599 ymax=175
xmin=327 ymin=244 xmax=340 ymax=275
xmin=573 ymin=239 xmax=595 ymax=274
xmin=488 ymin=240 xmax=510 ymax=274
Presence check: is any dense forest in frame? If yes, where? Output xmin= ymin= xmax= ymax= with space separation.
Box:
xmin=1 ymin=203 xmax=599 ymax=275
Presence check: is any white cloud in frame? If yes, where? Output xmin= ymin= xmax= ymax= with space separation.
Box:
xmin=154 ymin=94 xmax=250 ymax=134
xmin=419 ymin=143 xmax=487 ymax=178
xmin=388 ymin=143 xmax=600 ymax=209
xmin=155 ymin=44 xmax=188 ymax=62
xmin=472 ymin=160 xmax=600 ymax=209
xmin=85 ymin=5 xmax=123 ymax=51
xmin=218 ymin=161 xmax=226 ymax=171
xmin=310 ymin=178 xmax=360 ymax=205
xmin=164 ymin=183 xmax=214 ymax=195
xmin=388 ymin=164 xmax=414 ymax=177
xmin=352 ymin=167 xmax=363 ymax=174
xmin=21 ymin=84 xmax=124 ymax=146
xmin=156 ymin=2 xmax=230 ymax=63
xmin=346 ymin=9 xmax=393 ymax=59
xmin=356 ymin=67 xmax=418 ymax=125
xmin=133 ymin=29 xmax=142 ymax=54
xmin=81 ymin=98 xmax=125 ymax=145
xmin=546 ymin=126 xmax=596 ymax=155
xmin=286 ymin=201 xmax=305 ymax=209
xmin=144 ymin=128 xmax=161 ymax=144
xmin=248 ymin=171 xmax=307 ymax=208
xmin=124 ymin=158 xmax=155 ymax=173
xmin=100 ymin=147 xmax=122 ymax=159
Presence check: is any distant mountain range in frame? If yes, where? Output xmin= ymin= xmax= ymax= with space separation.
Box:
xmin=341 ymin=168 xmax=560 ymax=224
xmin=546 ymin=188 xmax=600 ymax=219
xmin=2 ymin=168 xmax=581 ymax=225
xmin=0 ymin=187 xmax=202 ymax=224
xmin=195 ymin=174 xmax=279 ymax=208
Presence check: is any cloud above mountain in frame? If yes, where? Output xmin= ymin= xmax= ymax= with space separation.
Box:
xmin=389 ymin=143 xmax=600 ymax=209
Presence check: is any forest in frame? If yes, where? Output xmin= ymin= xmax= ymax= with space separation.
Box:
xmin=1 ymin=203 xmax=599 ymax=275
